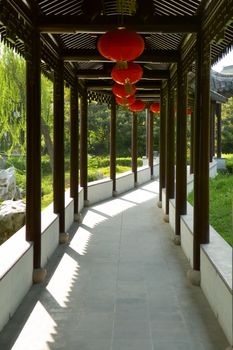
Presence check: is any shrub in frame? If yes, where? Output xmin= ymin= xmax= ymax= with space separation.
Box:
xmin=226 ymin=160 xmax=233 ymax=173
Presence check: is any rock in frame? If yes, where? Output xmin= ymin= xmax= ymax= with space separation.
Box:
xmin=0 ymin=200 xmax=26 ymax=236
xmin=0 ymin=167 xmax=16 ymax=200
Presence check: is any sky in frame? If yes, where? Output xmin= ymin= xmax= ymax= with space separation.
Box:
xmin=212 ymin=49 xmax=233 ymax=72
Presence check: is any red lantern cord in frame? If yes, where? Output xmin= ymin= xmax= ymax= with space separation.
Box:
xmin=150 ymin=102 xmax=160 ymax=113
xmin=112 ymin=83 xmax=136 ymax=98
xmin=115 ymin=95 xmax=135 ymax=107
xmin=97 ymin=28 xmax=145 ymax=63
xmin=111 ymin=62 xmax=143 ymax=85
xmin=129 ymin=100 xmax=146 ymax=112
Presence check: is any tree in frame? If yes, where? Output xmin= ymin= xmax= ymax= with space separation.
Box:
xmin=221 ymin=97 xmax=233 ymax=154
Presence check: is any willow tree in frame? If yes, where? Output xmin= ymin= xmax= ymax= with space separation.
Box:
xmin=0 ymin=44 xmax=26 ymax=155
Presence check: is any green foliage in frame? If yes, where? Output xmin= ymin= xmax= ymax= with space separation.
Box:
xmin=188 ymin=174 xmax=233 ymax=246
xmin=226 ymin=159 xmax=233 ymax=173
xmin=0 ymin=44 xmax=26 ymax=154
xmin=222 ymin=97 xmax=233 ymax=154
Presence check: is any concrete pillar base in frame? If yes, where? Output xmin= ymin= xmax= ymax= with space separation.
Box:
xmin=59 ymin=232 xmax=69 ymax=244
xmin=163 ymin=214 xmax=169 ymax=223
xmin=74 ymin=213 xmax=82 ymax=222
xmin=33 ymin=268 xmax=47 ymax=284
xmin=173 ymin=234 xmax=181 ymax=245
xmin=187 ymin=269 xmax=201 ymax=286
xmin=157 ymin=201 xmax=162 ymax=208
xmin=134 ymin=182 xmax=139 ymax=188
xmin=113 ymin=190 xmax=118 ymax=197
xmin=84 ymin=199 xmax=90 ymax=207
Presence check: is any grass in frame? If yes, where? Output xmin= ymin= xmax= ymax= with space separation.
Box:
xmin=188 ymin=173 xmax=233 ymax=246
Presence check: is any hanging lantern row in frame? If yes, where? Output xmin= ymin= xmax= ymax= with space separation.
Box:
xmin=97 ymin=28 xmax=145 ymax=65
xmin=150 ymin=102 xmax=160 ymax=113
xmin=115 ymin=95 xmax=135 ymax=107
xmin=112 ymin=83 xmax=136 ymax=99
xmin=97 ymin=28 xmax=146 ymax=112
xmin=129 ymin=100 xmax=146 ymax=112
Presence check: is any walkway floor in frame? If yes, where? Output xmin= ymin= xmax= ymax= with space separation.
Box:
xmin=0 ymin=180 xmax=229 ymax=350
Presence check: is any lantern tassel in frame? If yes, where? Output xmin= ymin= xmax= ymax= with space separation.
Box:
xmin=124 ymin=80 xmax=133 ymax=95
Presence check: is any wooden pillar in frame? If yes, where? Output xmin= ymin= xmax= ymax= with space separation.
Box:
xmin=175 ymin=60 xmax=187 ymax=236
xmin=80 ymin=89 xmax=88 ymax=202
xmin=165 ymin=79 xmax=175 ymax=216
xmin=110 ymin=98 xmax=117 ymax=193
xmin=190 ymin=108 xmax=195 ymax=174
xmin=26 ymin=31 xmax=42 ymax=269
xmin=216 ymin=103 xmax=222 ymax=158
xmin=70 ymin=79 xmax=79 ymax=218
xmin=148 ymin=109 xmax=154 ymax=177
xmin=159 ymin=90 xmax=166 ymax=203
xmin=53 ymin=59 xmax=66 ymax=238
xmin=146 ymin=109 xmax=150 ymax=158
xmin=209 ymin=101 xmax=215 ymax=161
xmin=193 ymin=34 xmax=210 ymax=271
xmin=132 ymin=112 xmax=138 ymax=184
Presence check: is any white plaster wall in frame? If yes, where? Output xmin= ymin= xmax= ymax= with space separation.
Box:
xmin=41 ymin=203 xmax=59 ymax=268
xmin=0 ymin=228 xmax=33 ymax=331
xmin=209 ymin=160 xmax=217 ymax=178
xmin=137 ymin=166 xmax=151 ymax=185
xmin=169 ymin=199 xmax=176 ymax=233
xmin=187 ymin=173 xmax=194 ymax=194
xmin=153 ymin=163 xmax=159 ymax=178
xmin=88 ymin=178 xmax=113 ymax=204
xmin=116 ymin=171 xmax=134 ymax=194
xmin=79 ymin=186 xmax=84 ymax=212
xmin=201 ymin=227 xmax=232 ymax=346
xmin=162 ymin=188 xmax=166 ymax=213
xmin=65 ymin=190 xmax=74 ymax=232
xmin=180 ymin=202 xmax=194 ymax=267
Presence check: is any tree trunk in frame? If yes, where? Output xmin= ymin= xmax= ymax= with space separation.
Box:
xmin=41 ymin=116 xmax=53 ymax=173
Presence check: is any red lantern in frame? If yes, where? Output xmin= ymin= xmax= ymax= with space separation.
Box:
xmin=129 ymin=100 xmax=146 ymax=112
xmin=187 ymin=108 xmax=192 ymax=115
xmin=112 ymin=83 xmax=136 ymax=98
xmin=97 ymin=28 xmax=145 ymax=63
xmin=115 ymin=95 xmax=135 ymax=107
xmin=111 ymin=62 xmax=143 ymax=85
xmin=150 ymin=102 xmax=160 ymax=113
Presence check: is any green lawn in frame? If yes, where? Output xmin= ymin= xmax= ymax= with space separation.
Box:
xmin=188 ymin=173 xmax=233 ymax=246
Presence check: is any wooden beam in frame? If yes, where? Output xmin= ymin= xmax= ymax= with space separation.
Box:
xmin=63 ymin=50 xmax=179 ymax=63
xmin=39 ymin=15 xmax=200 ymax=34
xmin=77 ymin=69 xmax=169 ymax=80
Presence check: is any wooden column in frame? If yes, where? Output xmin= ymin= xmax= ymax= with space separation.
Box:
xmin=159 ymin=90 xmax=166 ymax=203
xmin=132 ymin=112 xmax=138 ymax=184
xmin=146 ymin=109 xmax=150 ymax=158
xmin=216 ymin=103 xmax=222 ymax=158
xmin=110 ymin=98 xmax=117 ymax=193
xmin=209 ymin=101 xmax=215 ymax=161
xmin=175 ymin=60 xmax=187 ymax=236
xmin=148 ymin=110 xmax=154 ymax=177
xmin=193 ymin=34 xmax=210 ymax=271
xmin=165 ymin=79 xmax=175 ymax=216
xmin=190 ymin=108 xmax=195 ymax=174
xmin=26 ymin=31 xmax=42 ymax=269
xmin=80 ymin=89 xmax=88 ymax=202
xmin=53 ymin=59 xmax=65 ymax=237
xmin=70 ymin=79 xmax=79 ymax=218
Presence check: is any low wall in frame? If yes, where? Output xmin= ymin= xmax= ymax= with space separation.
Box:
xmin=41 ymin=204 xmax=59 ymax=268
xmin=78 ymin=186 xmax=84 ymax=212
xmin=137 ymin=166 xmax=151 ymax=185
xmin=169 ymin=200 xmax=232 ymax=345
xmin=65 ymin=190 xmax=74 ymax=232
xmin=153 ymin=163 xmax=159 ymax=178
xmin=87 ymin=178 xmax=113 ymax=205
xmin=201 ymin=229 xmax=232 ymax=345
xmin=0 ymin=228 xmax=33 ymax=331
xmin=116 ymin=171 xmax=134 ymax=194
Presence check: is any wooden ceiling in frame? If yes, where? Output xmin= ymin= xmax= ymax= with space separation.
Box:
xmin=0 ymin=0 xmax=233 ymax=101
